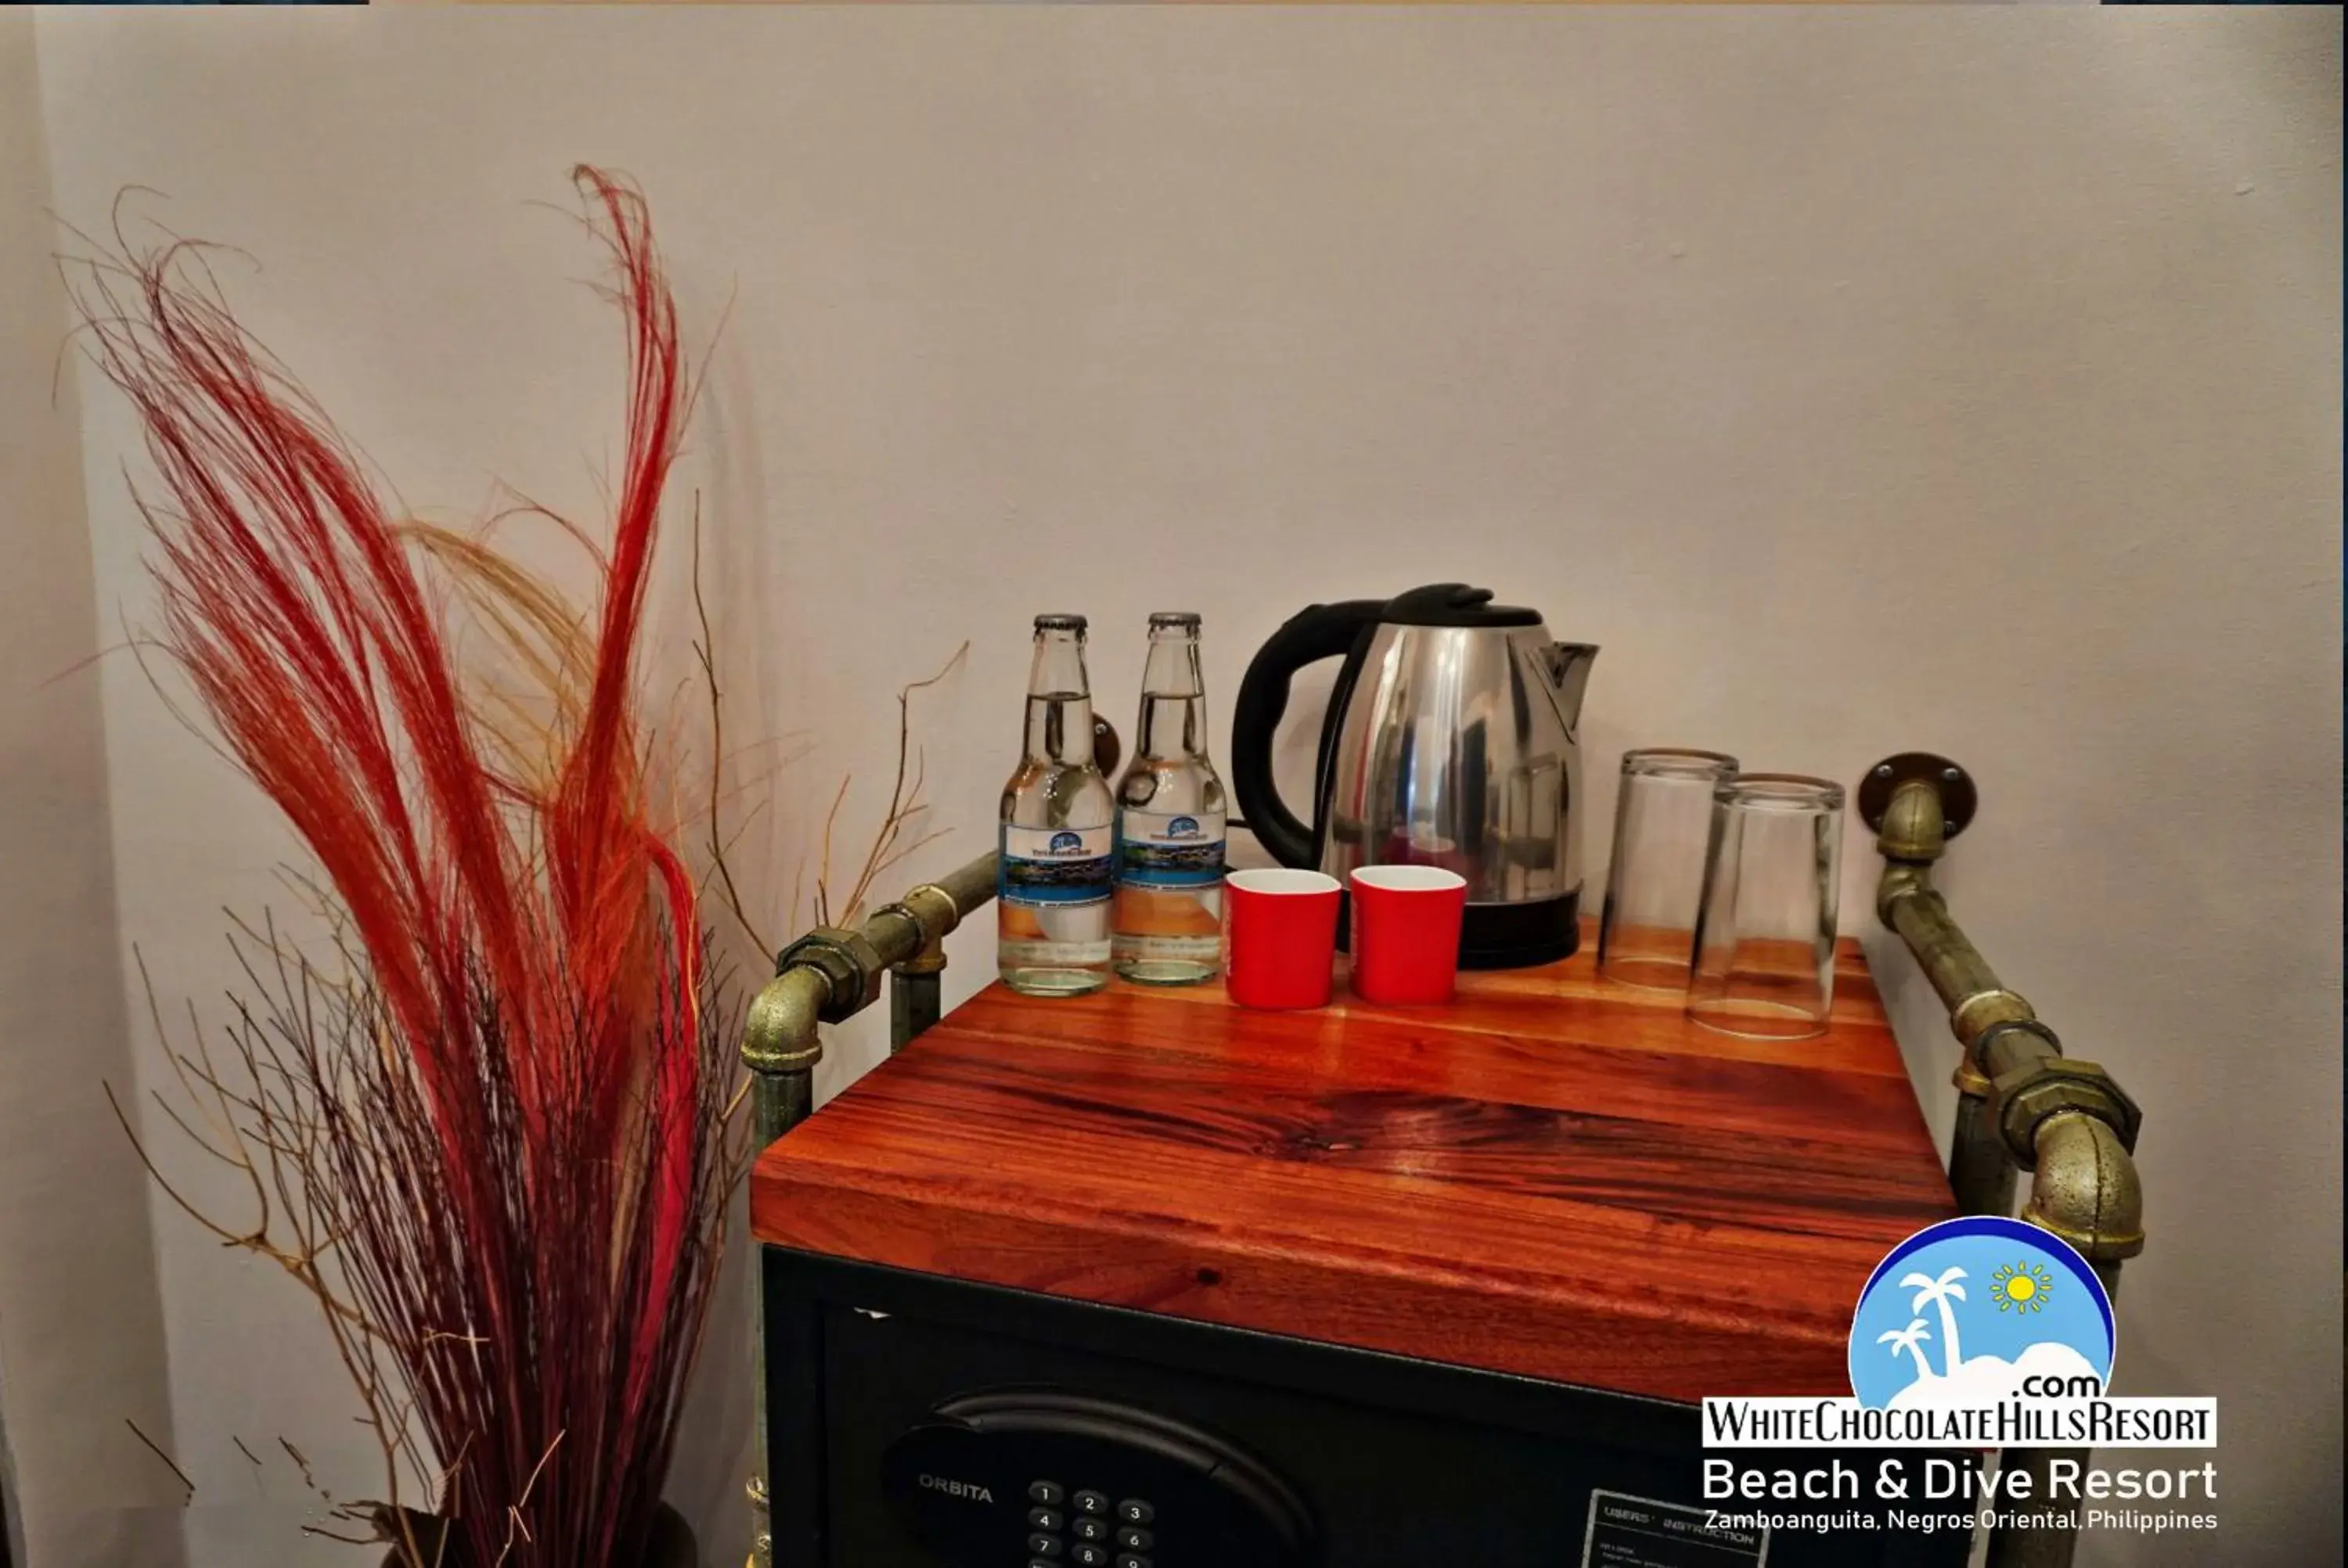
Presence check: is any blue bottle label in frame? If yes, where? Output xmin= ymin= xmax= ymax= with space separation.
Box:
xmin=999 ymin=824 xmax=1114 ymax=905
xmin=1115 ymin=809 xmax=1228 ymax=889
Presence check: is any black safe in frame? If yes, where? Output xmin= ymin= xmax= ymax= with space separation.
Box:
xmin=763 ymin=1249 xmax=1973 ymax=1568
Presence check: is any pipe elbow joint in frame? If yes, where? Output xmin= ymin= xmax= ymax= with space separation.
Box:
xmin=741 ymin=966 xmax=830 ymax=1076
xmin=1877 ymin=779 xmax=1949 ymax=866
xmin=2024 ymin=1111 xmax=2146 ymax=1264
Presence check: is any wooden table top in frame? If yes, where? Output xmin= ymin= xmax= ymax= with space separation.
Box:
xmin=751 ymin=927 xmax=1954 ymax=1404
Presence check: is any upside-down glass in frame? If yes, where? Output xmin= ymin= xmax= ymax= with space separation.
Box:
xmin=1685 ymin=775 xmax=1846 ymax=1040
xmin=1597 ymin=749 xmax=1741 ymax=991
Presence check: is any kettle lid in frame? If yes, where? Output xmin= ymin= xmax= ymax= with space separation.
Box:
xmin=1381 ymin=582 xmax=1543 ymax=629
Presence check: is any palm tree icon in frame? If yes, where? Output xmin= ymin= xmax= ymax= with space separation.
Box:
xmin=1899 ymin=1266 xmax=1968 ymax=1378
xmin=1878 ymin=1318 xmax=1934 ymax=1383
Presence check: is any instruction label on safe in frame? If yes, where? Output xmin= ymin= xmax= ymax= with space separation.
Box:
xmin=1581 ymin=1491 xmax=1768 ymax=1567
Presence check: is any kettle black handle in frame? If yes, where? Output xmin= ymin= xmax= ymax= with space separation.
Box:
xmin=1230 ymin=599 xmax=1386 ymax=869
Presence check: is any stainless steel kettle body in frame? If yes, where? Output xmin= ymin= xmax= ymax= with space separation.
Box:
xmin=1230 ymin=584 xmax=1597 ymax=969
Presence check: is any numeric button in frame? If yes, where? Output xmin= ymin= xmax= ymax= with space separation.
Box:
xmin=1028 ymin=1535 xmax=1064 ymax=1558
xmin=1115 ymin=1555 xmax=1152 ymax=1568
xmin=1115 ymin=1499 xmax=1154 ymax=1525
xmin=1074 ymin=1490 xmax=1111 ymax=1516
xmin=1071 ymin=1548 xmax=1110 ymax=1568
xmin=1029 ymin=1481 xmax=1066 ymax=1506
xmin=1073 ymin=1516 xmax=1110 ymax=1542
xmin=1030 ymin=1507 xmax=1066 ymax=1532
xmin=1116 ymin=1527 xmax=1154 ymax=1551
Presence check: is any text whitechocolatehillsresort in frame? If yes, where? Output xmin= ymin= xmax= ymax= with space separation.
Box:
xmin=1702 ymin=1397 xmax=2217 ymax=1449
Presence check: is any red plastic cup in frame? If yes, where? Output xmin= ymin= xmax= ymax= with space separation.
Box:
xmin=1347 ymin=865 xmax=1468 ymax=1006
xmin=1224 ymin=869 xmax=1343 ymax=1010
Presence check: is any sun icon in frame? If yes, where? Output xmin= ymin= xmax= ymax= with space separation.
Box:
xmin=1991 ymin=1261 xmax=2054 ymax=1313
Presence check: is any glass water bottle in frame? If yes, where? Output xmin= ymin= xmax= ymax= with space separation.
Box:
xmin=998 ymin=614 xmax=1116 ymax=996
xmin=1111 ymin=613 xmax=1228 ymax=985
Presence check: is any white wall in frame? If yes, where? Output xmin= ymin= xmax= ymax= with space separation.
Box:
xmin=21 ymin=9 xmax=2342 ymax=1566
xmin=0 ymin=13 xmax=185 ymax=1568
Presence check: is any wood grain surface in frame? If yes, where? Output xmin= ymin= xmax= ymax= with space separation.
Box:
xmin=752 ymin=927 xmax=1953 ymax=1403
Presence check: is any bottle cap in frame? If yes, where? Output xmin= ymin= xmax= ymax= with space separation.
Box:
xmin=1147 ymin=611 xmax=1201 ymax=628
xmin=1033 ymin=613 xmax=1087 ymax=633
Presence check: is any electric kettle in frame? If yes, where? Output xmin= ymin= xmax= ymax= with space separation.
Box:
xmin=1230 ymin=584 xmax=1597 ymax=969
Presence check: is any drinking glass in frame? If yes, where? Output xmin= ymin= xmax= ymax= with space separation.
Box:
xmin=1597 ymin=749 xmax=1741 ymax=991
xmin=1686 ymin=774 xmax=1846 ymax=1040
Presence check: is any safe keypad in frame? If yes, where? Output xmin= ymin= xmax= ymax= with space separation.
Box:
xmin=1026 ymin=1482 xmax=1154 ymax=1568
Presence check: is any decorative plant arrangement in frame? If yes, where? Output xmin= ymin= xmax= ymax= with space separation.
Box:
xmin=70 ymin=169 xmax=772 ymax=1567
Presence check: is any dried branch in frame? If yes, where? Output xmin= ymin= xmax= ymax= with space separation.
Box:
xmin=816 ymin=642 xmax=967 ymax=928
xmin=690 ymin=498 xmax=774 ymax=959
xmin=127 ymin=1419 xmax=194 ymax=1501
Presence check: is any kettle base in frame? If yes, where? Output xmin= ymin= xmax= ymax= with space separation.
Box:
xmin=1339 ymin=887 xmax=1581 ymax=971
xmin=1459 ymin=889 xmax=1581 ymax=970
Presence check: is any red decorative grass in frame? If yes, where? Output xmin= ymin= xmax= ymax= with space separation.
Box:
xmin=74 ymin=169 xmax=738 ymax=1566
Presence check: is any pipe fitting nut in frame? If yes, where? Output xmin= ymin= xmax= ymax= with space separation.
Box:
xmin=1988 ymin=1057 xmax=2142 ymax=1168
xmin=776 ymin=926 xmax=888 ymax=1023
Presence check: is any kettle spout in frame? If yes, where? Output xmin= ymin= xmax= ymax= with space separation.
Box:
xmin=1545 ymin=642 xmax=1598 ymax=723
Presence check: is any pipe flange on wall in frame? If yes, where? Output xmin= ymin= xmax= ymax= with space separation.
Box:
xmin=1857 ymin=753 xmax=1979 ymax=852
xmin=776 ymin=926 xmax=889 ymax=1023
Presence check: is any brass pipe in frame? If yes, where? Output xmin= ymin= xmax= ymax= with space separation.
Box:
xmin=785 ymin=851 xmax=999 ymax=1006
xmin=2023 ymin=1112 xmax=2145 ymax=1268
xmin=1874 ymin=777 xmax=2037 ymax=1220
xmin=891 ymin=889 xmax=959 ymax=973
xmin=891 ymin=969 xmax=943 ymax=1052
xmin=1884 ymin=881 xmax=2000 ymax=1008
xmin=1874 ymin=780 xmax=2039 ymax=1057
xmin=1948 ymin=1091 xmax=2019 ymax=1218
xmin=860 ymin=904 xmax=926 ymax=973
xmin=876 ymin=855 xmax=1001 ymax=1053
xmin=750 ymin=1066 xmax=816 ymax=1148
xmin=1989 ymin=1128 xmax=2140 ymax=1568
xmin=1875 ymin=774 xmax=1949 ymax=865
xmin=740 ymin=850 xmax=999 ymax=1567
xmin=745 ymin=1476 xmax=770 ymax=1568
xmin=871 ymin=858 xmax=994 ymax=972
xmin=883 ymin=893 xmax=951 ymax=1053
xmin=1986 ymin=1448 xmax=2089 ymax=1568
xmin=885 ymin=853 xmax=999 ymax=1052
xmin=1864 ymin=758 xmax=2149 ymax=1568
xmin=740 ymin=965 xmax=826 ymax=1568
xmin=1883 ymin=885 xmax=2037 ymax=1046
xmin=744 ymin=964 xmax=830 ymax=1066
xmin=931 ymin=851 xmax=1002 ymax=926
xmin=1979 ymin=1021 xmax=2062 ymax=1084
xmin=742 ymin=966 xmax=830 ymax=1147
